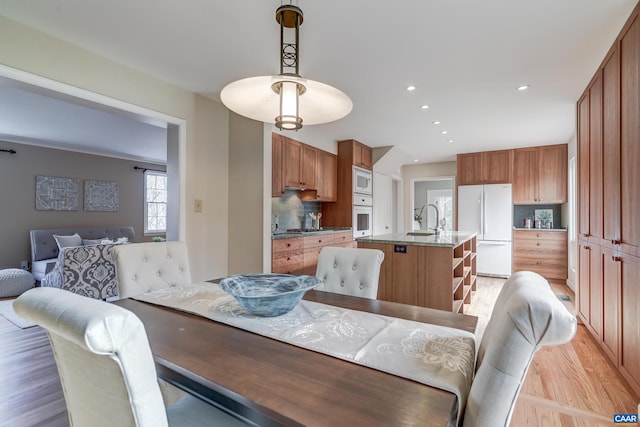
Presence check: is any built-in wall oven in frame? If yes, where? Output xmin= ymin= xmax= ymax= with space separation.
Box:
xmin=353 ymin=195 xmax=373 ymax=238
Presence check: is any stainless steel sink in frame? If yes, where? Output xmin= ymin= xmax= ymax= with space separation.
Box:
xmin=406 ymin=231 xmax=436 ymax=236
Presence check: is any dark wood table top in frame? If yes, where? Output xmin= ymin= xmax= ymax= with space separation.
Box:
xmin=115 ymin=289 xmax=478 ymax=427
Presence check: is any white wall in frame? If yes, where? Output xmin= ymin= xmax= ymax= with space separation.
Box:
xmin=0 ymin=15 xmax=230 ymax=281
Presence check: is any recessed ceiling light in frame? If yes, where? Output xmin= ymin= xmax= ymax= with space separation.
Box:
xmin=406 ymin=85 xmax=416 ymax=91
xmin=420 ymin=105 xmax=429 ymax=109
xmin=448 ymin=140 xmax=454 ymax=143
xmin=432 ymin=120 xmax=441 ymax=125
xmin=517 ymin=85 xmax=530 ymax=91
xmin=441 ymin=130 xmax=448 ymax=135
xmin=414 ymin=159 xmax=419 ymax=162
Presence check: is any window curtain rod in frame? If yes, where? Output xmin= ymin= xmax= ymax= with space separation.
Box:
xmin=133 ymin=166 xmax=165 ymax=173
xmin=1 ymin=149 xmax=17 ymax=154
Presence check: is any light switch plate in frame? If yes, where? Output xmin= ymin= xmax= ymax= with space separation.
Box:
xmin=194 ymin=199 xmax=202 ymax=212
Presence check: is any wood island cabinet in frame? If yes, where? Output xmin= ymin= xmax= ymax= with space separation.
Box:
xmin=512 ymin=144 xmax=567 ymax=204
xmin=577 ymin=4 xmax=640 ymax=396
xmin=457 ymin=149 xmax=513 ymax=185
xmin=358 ymin=235 xmax=476 ymax=314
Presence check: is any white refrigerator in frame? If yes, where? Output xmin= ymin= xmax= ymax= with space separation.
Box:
xmin=457 ymin=184 xmax=512 ymax=277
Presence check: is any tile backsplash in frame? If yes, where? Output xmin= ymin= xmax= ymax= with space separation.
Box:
xmin=272 ymin=189 xmax=321 ymax=231
xmin=513 ymin=204 xmax=563 ymax=229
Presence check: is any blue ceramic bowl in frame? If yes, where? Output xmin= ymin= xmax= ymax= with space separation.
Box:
xmin=219 ymin=274 xmax=320 ymax=317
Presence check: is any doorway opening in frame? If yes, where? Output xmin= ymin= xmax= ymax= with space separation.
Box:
xmin=410 ymin=176 xmax=455 ymax=232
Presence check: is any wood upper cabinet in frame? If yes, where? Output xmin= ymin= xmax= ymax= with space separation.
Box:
xmin=588 ymin=73 xmax=604 ymax=242
xmin=283 ymin=137 xmax=317 ymax=191
xmin=316 ymin=150 xmax=337 ymax=202
xmin=353 ymin=141 xmax=372 ymax=170
xmin=301 ymin=144 xmax=318 ymax=191
xmin=457 ymin=150 xmax=513 ymax=185
xmin=339 ymin=139 xmax=372 ymax=170
xmin=284 ymin=137 xmax=303 ymax=188
xmin=513 ymin=144 xmax=567 ymax=204
xmin=272 ymin=133 xmax=285 ymax=197
xmin=620 ymin=15 xmax=640 ymax=257
xmin=603 ymin=47 xmax=621 ymax=247
xmin=578 ymin=93 xmax=591 ymax=239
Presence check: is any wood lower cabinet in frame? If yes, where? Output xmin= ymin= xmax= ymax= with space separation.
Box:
xmin=272 ymin=232 xmax=355 ymax=275
xmin=619 ymin=253 xmax=640 ymax=394
xmin=272 ymin=237 xmax=305 ymax=274
xmin=358 ymin=236 xmax=476 ymax=314
xmin=513 ymin=230 xmax=568 ymax=280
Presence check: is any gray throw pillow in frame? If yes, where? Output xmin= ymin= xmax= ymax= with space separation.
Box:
xmin=53 ymin=233 xmax=83 ymax=249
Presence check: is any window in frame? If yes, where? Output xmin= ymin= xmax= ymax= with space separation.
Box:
xmin=144 ymin=170 xmax=167 ymax=234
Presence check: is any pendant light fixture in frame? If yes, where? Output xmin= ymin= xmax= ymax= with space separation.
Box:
xmin=220 ymin=3 xmax=352 ymax=130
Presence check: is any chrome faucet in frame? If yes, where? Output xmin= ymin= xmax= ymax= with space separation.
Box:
xmin=426 ymin=204 xmax=440 ymax=234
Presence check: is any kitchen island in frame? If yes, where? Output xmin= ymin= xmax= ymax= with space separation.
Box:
xmin=357 ymin=231 xmax=477 ymax=313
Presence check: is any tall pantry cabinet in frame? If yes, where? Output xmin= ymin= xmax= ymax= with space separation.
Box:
xmin=577 ymin=5 xmax=640 ymax=396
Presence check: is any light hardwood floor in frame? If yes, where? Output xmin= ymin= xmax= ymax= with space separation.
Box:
xmin=0 ymin=279 xmax=637 ymax=426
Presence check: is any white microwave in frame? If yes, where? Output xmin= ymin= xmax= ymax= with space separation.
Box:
xmin=353 ymin=166 xmax=372 ymax=196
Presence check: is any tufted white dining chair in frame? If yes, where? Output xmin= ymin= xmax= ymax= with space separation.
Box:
xmin=13 ymin=287 xmax=249 ymax=427
xmin=462 ymin=271 xmax=577 ymax=427
xmin=315 ymin=246 xmax=385 ymax=299
xmin=111 ymin=241 xmax=192 ymax=299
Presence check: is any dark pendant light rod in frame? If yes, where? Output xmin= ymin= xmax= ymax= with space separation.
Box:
xmin=1 ymin=148 xmax=17 ymax=154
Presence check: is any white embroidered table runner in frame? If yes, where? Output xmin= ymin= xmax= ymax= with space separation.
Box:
xmin=133 ymin=282 xmax=476 ymax=425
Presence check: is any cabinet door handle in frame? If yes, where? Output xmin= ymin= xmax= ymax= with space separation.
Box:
xmin=612 ymin=256 xmax=622 ymax=262
xmin=611 ymin=239 xmax=621 ymax=245
xmin=585 ymin=246 xmax=591 ymax=250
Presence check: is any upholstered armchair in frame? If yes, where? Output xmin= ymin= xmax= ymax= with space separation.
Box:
xmin=111 ymin=241 xmax=192 ymax=299
xmin=462 ymin=271 xmax=577 ymax=426
xmin=315 ymin=247 xmax=385 ymax=299
xmin=41 ymin=244 xmax=118 ymax=299
xmin=13 ymin=287 xmax=248 ymax=427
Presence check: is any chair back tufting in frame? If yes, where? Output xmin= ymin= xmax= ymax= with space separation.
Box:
xmin=112 ymin=242 xmax=192 ymax=299
xmin=315 ymin=247 xmax=384 ymax=299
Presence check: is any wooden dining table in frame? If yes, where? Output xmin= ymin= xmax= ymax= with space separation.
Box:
xmin=114 ymin=289 xmax=478 ymax=427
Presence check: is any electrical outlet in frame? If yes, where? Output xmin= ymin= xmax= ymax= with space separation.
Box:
xmin=194 ymin=199 xmax=202 ymax=212
xmin=20 ymin=261 xmax=29 ymax=270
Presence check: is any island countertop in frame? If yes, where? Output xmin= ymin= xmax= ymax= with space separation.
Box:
xmin=356 ymin=231 xmax=477 ymax=248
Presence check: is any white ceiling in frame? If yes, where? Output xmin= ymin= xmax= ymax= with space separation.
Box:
xmin=0 ymin=0 xmax=636 ymax=165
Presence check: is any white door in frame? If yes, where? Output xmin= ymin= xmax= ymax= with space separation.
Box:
xmin=457 ymin=185 xmax=484 ymax=238
xmin=373 ymin=172 xmax=392 ymax=235
xmin=482 ymin=184 xmax=512 ymax=241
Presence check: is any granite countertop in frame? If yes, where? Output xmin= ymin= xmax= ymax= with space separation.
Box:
xmin=356 ymin=231 xmax=477 ymax=247
xmin=513 ymin=227 xmax=568 ymax=232
xmin=272 ymin=227 xmax=352 ymax=240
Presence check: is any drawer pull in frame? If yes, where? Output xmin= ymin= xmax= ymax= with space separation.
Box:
xmin=287 ymin=243 xmax=291 ymax=247
xmin=536 ymin=243 xmax=540 ymax=246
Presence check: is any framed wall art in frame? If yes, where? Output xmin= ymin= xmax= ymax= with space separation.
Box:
xmin=84 ymin=180 xmax=119 ymax=212
xmin=35 ymin=175 xmax=79 ymax=211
